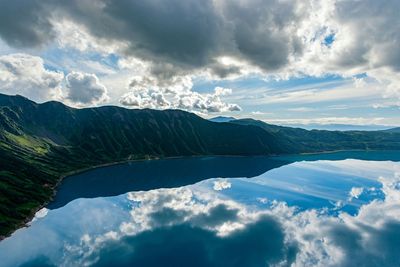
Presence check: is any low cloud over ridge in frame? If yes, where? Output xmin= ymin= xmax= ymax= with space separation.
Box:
xmin=65 ymin=71 xmax=109 ymax=105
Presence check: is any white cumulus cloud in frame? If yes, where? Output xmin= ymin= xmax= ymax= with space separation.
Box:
xmin=0 ymin=53 xmax=64 ymax=102
xmin=213 ymin=179 xmax=232 ymax=191
xmin=65 ymin=71 xmax=109 ymax=106
xmin=348 ymin=187 xmax=364 ymax=200
xmin=120 ymin=76 xmax=241 ymax=113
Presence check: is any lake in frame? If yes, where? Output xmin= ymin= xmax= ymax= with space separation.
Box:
xmin=1 ymin=151 xmax=400 ymax=266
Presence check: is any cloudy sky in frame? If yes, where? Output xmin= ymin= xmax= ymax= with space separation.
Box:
xmin=0 ymin=0 xmax=399 ymax=126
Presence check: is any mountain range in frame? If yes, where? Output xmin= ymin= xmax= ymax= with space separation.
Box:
xmin=279 ymin=123 xmax=394 ymax=131
xmin=210 ymin=116 xmax=396 ymax=131
xmin=1 ymin=93 xmax=400 ymax=238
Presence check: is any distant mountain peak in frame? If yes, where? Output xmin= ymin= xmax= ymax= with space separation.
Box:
xmin=209 ymin=116 xmax=236 ymax=123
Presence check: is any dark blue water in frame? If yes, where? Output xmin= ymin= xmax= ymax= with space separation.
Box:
xmin=1 ymin=151 xmax=400 ymax=267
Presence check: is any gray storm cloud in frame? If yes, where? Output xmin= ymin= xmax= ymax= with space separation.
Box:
xmin=1 ymin=0 xmax=400 ymax=110
xmin=0 ymin=0 xmax=55 ymax=48
xmin=0 ymin=0 xmax=309 ymax=76
xmin=1 ymin=0 xmax=400 ymax=76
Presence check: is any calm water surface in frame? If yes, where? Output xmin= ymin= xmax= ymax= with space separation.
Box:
xmin=1 ymin=151 xmax=400 ymax=266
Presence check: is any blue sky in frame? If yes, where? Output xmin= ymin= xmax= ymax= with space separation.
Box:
xmin=0 ymin=0 xmax=399 ymax=127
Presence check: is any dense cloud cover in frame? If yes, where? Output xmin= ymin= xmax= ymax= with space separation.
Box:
xmin=0 ymin=0 xmax=300 ymax=73
xmin=0 ymin=0 xmax=55 ymax=48
xmin=1 ymin=0 xmax=399 ymax=73
xmin=0 ymin=0 xmax=399 ymax=113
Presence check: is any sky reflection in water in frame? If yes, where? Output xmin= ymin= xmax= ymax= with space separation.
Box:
xmin=1 ymin=153 xmax=400 ymax=267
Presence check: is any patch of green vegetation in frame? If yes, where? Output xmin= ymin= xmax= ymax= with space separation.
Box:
xmin=4 ymin=132 xmax=50 ymax=155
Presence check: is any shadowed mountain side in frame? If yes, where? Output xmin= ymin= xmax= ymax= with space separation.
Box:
xmin=47 ymin=156 xmax=291 ymax=209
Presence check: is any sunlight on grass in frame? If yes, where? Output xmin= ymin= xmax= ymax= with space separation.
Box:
xmin=4 ymin=132 xmax=50 ymax=155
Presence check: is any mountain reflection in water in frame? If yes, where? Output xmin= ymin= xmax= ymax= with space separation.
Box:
xmin=49 ymin=150 xmax=400 ymax=209
xmin=1 ymin=150 xmax=400 ymax=267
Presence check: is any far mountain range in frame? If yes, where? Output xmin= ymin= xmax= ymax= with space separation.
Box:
xmin=209 ymin=116 xmax=397 ymax=131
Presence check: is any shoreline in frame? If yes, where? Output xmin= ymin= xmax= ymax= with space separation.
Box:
xmin=2 ymin=149 xmax=398 ymax=241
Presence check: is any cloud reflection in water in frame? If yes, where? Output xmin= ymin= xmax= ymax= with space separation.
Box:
xmin=1 ymin=159 xmax=400 ymax=267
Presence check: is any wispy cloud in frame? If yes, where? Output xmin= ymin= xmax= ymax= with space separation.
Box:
xmin=287 ymin=107 xmax=316 ymax=112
